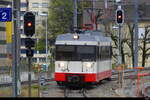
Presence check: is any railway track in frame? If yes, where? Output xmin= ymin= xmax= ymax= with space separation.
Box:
xmin=1 ymin=67 xmax=150 ymax=88
xmin=64 ymin=87 xmax=87 ymax=98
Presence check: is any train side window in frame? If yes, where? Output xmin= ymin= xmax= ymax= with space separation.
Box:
xmin=101 ymin=46 xmax=104 ymax=60
xmin=104 ymin=46 xmax=107 ymax=60
xmin=100 ymin=46 xmax=105 ymax=60
xmin=107 ymin=46 xmax=110 ymax=59
xmin=98 ymin=46 xmax=101 ymax=60
xmin=99 ymin=46 xmax=102 ymax=60
xmin=106 ymin=46 xmax=109 ymax=60
xmin=103 ymin=46 xmax=106 ymax=60
xmin=106 ymin=46 xmax=112 ymax=60
xmin=96 ymin=46 xmax=99 ymax=60
xmin=109 ymin=46 xmax=113 ymax=59
xmin=105 ymin=46 xmax=107 ymax=60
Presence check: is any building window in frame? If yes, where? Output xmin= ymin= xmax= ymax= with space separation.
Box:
xmin=42 ymin=12 xmax=48 ymax=15
xmin=21 ymin=3 xmax=27 ymax=8
xmin=39 ymin=50 xmax=46 ymax=54
xmin=42 ymin=3 xmax=48 ymax=8
xmin=32 ymin=58 xmax=37 ymax=63
xmin=21 ymin=38 xmax=26 ymax=46
xmin=32 ymin=3 xmax=39 ymax=8
xmin=21 ymin=58 xmax=27 ymax=61
xmin=138 ymin=27 xmax=145 ymax=39
xmin=0 ymin=40 xmax=6 ymax=45
xmin=0 ymin=54 xmax=7 ymax=58
xmin=21 ymin=49 xmax=37 ymax=54
xmin=21 ymin=49 xmax=26 ymax=54
xmin=39 ymin=58 xmax=46 ymax=63
xmin=34 ymin=50 xmax=37 ymax=54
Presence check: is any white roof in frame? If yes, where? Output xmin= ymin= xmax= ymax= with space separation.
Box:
xmin=55 ymin=31 xmax=112 ymax=46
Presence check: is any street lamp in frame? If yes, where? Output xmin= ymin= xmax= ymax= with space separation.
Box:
xmin=39 ymin=13 xmax=48 ymax=70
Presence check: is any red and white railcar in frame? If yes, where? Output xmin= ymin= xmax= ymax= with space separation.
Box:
xmin=54 ymin=31 xmax=112 ymax=86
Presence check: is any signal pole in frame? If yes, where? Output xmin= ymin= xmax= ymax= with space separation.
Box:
xmin=12 ymin=0 xmax=21 ymax=97
xmin=118 ymin=24 xmax=122 ymax=65
xmin=24 ymin=12 xmax=35 ymax=97
xmin=45 ymin=15 xmax=48 ymax=69
xmin=116 ymin=5 xmax=124 ymax=65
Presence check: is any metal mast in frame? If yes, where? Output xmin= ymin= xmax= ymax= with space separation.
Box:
xmin=133 ymin=0 xmax=139 ymax=68
xmin=12 ymin=0 xmax=21 ymax=97
xmin=73 ymin=0 xmax=77 ymax=31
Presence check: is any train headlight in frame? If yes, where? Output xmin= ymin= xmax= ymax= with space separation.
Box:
xmin=58 ymin=62 xmax=67 ymax=70
xmin=60 ymin=62 xmax=65 ymax=68
xmin=86 ymin=63 xmax=93 ymax=68
xmin=73 ymin=34 xmax=79 ymax=40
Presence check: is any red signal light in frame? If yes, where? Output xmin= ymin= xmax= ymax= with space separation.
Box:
xmin=118 ymin=15 xmax=122 ymax=19
xmin=27 ymin=22 xmax=32 ymax=27
xmin=116 ymin=9 xmax=124 ymax=24
xmin=24 ymin=12 xmax=35 ymax=36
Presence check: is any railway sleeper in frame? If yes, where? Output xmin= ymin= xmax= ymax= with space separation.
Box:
xmin=64 ymin=86 xmax=87 ymax=98
xmin=64 ymin=82 xmax=87 ymax=98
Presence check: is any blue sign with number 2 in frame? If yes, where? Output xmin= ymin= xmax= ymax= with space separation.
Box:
xmin=0 ymin=8 xmax=12 ymax=22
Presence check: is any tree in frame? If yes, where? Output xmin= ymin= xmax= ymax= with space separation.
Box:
xmin=36 ymin=25 xmax=45 ymax=37
xmin=110 ymin=27 xmax=119 ymax=64
xmin=48 ymin=0 xmax=74 ymax=44
xmin=47 ymin=0 xmax=74 ymax=75
xmin=35 ymin=25 xmax=46 ymax=51
xmin=126 ymin=23 xmax=135 ymax=67
xmin=140 ymin=26 xmax=150 ymax=67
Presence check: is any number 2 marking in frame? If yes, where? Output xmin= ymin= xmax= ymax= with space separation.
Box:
xmin=2 ymin=12 xmax=7 ymax=19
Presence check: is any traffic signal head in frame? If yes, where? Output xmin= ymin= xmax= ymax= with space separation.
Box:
xmin=26 ymin=49 xmax=34 ymax=57
xmin=25 ymin=38 xmax=35 ymax=48
xmin=116 ymin=9 xmax=124 ymax=24
xmin=24 ymin=12 xmax=35 ymax=37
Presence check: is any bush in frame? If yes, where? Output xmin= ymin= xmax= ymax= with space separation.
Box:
xmin=112 ymin=64 xmax=116 ymax=69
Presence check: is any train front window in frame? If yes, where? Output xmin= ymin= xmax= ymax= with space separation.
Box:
xmin=56 ymin=45 xmax=96 ymax=61
xmin=56 ymin=45 xmax=75 ymax=61
xmin=77 ymin=46 xmax=96 ymax=61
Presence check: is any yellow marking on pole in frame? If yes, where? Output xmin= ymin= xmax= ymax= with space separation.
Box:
xmin=6 ymin=21 xmax=12 ymax=43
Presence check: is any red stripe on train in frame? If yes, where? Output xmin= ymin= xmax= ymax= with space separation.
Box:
xmin=97 ymin=70 xmax=112 ymax=81
xmin=54 ymin=70 xmax=112 ymax=82
xmin=54 ymin=72 xmax=96 ymax=82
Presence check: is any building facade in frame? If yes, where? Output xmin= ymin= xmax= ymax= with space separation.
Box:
xmin=0 ymin=0 xmax=12 ymax=72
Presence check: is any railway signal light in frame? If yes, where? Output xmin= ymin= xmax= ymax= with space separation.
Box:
xmin=25 ymin=38 xmax=35 ymax=57
xmin=24 ymin=12 xmax=35 ymax=37
xmin=116 ymin=9 xmax=124 ymax=25
xmin=25 ymin=38 xmax=35 ymax=48
xmin=26 ymin=49 xmax=34 ymax=57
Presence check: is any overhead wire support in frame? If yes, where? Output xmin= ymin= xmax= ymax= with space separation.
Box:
xmin=73 ymin=0 xmax=78 ymax=31
xmin=133 ymin=0 xmax=139 ymax=68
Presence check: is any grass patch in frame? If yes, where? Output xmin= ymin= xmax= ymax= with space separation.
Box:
xmin=0 ymin=87 xmax=12 ymax=97
xmin=0 ymin=84 xmax=44 ymax=97
xmin=21 ymin=84 xmax=39 ymax=97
